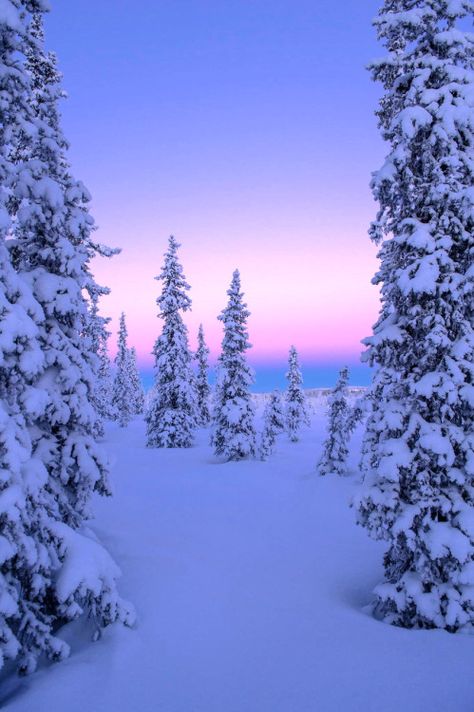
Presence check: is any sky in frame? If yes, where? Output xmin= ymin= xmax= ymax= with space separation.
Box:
xmin=45 ymin=0 xmax=385 ymax=388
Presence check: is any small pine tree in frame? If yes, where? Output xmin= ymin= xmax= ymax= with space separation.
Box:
xmin=318 ymin=367 xmax=350 ymax=476
xmin=285 ymin=346 xmax=310 ymax=442
xmin=127 ymin=347 xmax=145 ymax=415
xmin=146 ymin=236 xmax=197 ymax=448
xmin=211 ymin=270 xmax=256 ymax=461
xmin=85 ymin=287 xmax=115 ymax=437
xmin=96 ymin=326 xmax=117 ymax=424
xmin=195 ymin=323 xmax=211 ymax=426
xmin=112 ymin=313 xmax=134 ymax=427
xmin=259 ymin=390 xmax=286 ymax=460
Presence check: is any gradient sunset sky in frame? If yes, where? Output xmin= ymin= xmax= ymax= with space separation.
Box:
xmin=46 ymin=0 xmax=384 ymax=386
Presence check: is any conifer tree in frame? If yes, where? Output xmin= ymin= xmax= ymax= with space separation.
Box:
xmin=259 ymin=390 xmax=286 ymax=460
xmin=127 ymin=346 xmax=145 ymax=415
xmin=95 ymin=320 xmax=117 ymax=425
xmin=355 ymin=0 xmax=474 ymax=630
xmin=318 ymin=367 xmax=350 ymax=476
xmin=13 ymin=9 xmax=113 ymax=523
xmin=346 ymin=396 xmax=366 ymax=436
xmin=146 ymin=236 xmax=197 ymax=447
xmin=195 ymin=323 xmax=211 ymax=426
xmin=285 ymin=345 xmax=310 ymax=442
xmin=112 ymin=313 xmax=134 ymax=427
xmin=0 ymin=3 xmax=64 ymax=671
xmin=2 ymin=7 xmax=134 ymax=672
xmin=84 ymin=288 xmax=114 ymax=437
xmin=211 ymin=270 xmax=256 ymax=460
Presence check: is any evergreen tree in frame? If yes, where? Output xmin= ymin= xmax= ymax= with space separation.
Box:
xmin=127 ymin=346 xmax=145 ymax=415
xmin=346 ymin=396 xmax=366 ymax=436
xmin=2 ymin=7 xmax=134 ymax=672
xmin=112 ymin=313 xmax=134 ymax=427
xmin=95 ymin=321 xmax=117 ymax=425
xmin=84 ymin=287 xmax=114 ymax=438
xmin=146 ymin=236 xmax=197 ymax=448
xmin=211 ymin=270 xmax=256 ymax=460
xmin=0 ymin=3 xmax=64 ymax=672
xmin=355 ymin=0 xmax=474 ymax=630
xmin=195 ymin=323 xmax=211 ymax=426
xmin=318 ymin=367 xmax=350 ymax=476
xmin=285 ymin=346 xmax=310 ymax=442
xmin=259 ymin=390 xmax=286 ymax=460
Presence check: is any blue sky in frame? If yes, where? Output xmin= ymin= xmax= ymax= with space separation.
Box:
xmin=45 ymin=0 xmax=385 ymax=388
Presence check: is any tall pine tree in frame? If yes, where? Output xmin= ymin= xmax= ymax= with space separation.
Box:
xmin=0 ymin=5 xmax=133 ymax=673
xmin=355 ymin=0 xmax=474 ymax=630
xmin=285 ymin=345 xmax=310 ymax=442
xmin=146 ymin=236 xmax=197 ymax=448
xmin=211 ymin=270 xmax=256 ymax=461
xmin=195 ymin=323 xmax=211 ymax=426
xmin=0 ymin=1 xmax=64 ymax=672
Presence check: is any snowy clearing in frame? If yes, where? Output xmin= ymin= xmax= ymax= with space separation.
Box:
xmin=2 ymin=405 xmax=474 ymax=712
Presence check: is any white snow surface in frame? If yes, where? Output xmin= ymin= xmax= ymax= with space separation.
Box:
xmin=2 ymin=397 xmax=474 ymax=711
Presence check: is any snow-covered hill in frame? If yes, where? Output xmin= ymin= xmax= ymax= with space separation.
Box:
xmin=2 ymin=412 xmax=473 ymax=712
xmin=252 ymin=386 xmax=367 ymax=408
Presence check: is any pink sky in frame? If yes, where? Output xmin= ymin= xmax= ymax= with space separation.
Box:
xmin=94 ymin=220 xmax=380 ymax=369
xmin=48 ymin=0 xmax=386 ymax=371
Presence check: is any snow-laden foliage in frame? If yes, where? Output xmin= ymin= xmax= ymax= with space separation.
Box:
xmin=0 ymin=7 xmax=133 ymax=674
xmin=195 ymin=323 xmax=211 ymax=426
xmin=355 ymin=0 xmax=474 ymax=631
xmin=0 ymin=2 xmax=65 ymax=675
xmin=318 ymin=367 xmax=350 ymax=476
xmin=346 ymin=396 xmax=367 ymax=436
xmin=211 ymin=270 xmax=256 ymax=461
xmin=146 ymin=236 xmax=197 ymax=448
xmin=92 ymin=297 xmax=117 ymax=427
xmin=13 ymin=9 xmax=112 ymax=526
xmin=285 ymin=346 xmax=310 ymax=443
xmin=127 ymin=347 xmax=145 ymax=415
xmin=112 ymin=313 xmax=134 ymax=428
xmin=85 ymin=288 xmax=116 ymax=437
xmin=259 ymin=390 xmax=286 ymax=460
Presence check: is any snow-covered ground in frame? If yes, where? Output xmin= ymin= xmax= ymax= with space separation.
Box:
xmin=2 ymin=400 xmax=474 ymax=711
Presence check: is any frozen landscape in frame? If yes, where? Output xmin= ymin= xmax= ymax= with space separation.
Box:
xmin=1 ymin=0 xmax=474 ymax=709
xmin=2 ymin=401 xmax=474 ymax=712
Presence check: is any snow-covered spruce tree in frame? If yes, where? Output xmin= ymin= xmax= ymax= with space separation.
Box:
xmin=355 ymin=0 xmax=474 ymax=630
xmin=211 ymin=270 xmax=256 ymax=460
xmin=84 ymin=287 xmax=114 ymax=438
xmin=0 ymin=1 xmax=68 ymax=673
xmin=5 ymin=7 xmax=134 ymax=671
xmin=259 ymin=390 xmax=286 ymax=460
xmin=146 ymin=236 xmax=197 ymax=447
xmin=94 ymin=303 xmax=117 ymax=425
xmin=195 ymin=323 xmax=211 ymax=426
xmin=127 ymin=346 xmax=145 ymax=415
xmin=285 ymin=345 xmax=310 ymax=442
xmin=318 ymin=367 xmax=350 ymax=476
xmin=346 ymin=396 xmax=366 ymax=436
xmin=112 ymin=313 xmax=134 ymax=427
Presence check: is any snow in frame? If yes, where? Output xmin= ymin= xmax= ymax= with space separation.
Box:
xmin=50 ymin=522 xmax=124 ymax=605
xmin=0 ymin=0 xmax=20 ymax=31
xmin=3 ymin=404 xmax=474 ymax=711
